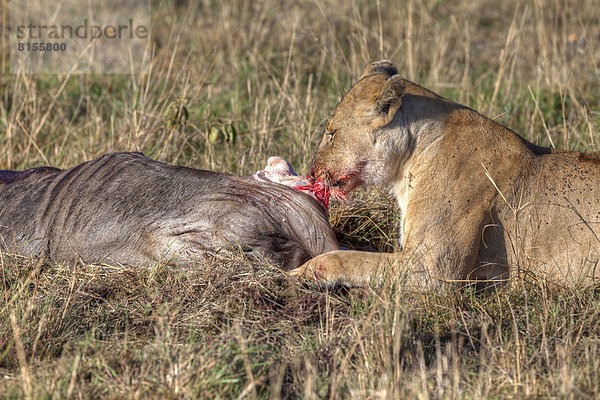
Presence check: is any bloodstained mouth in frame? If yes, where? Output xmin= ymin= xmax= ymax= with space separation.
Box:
xmin=328 ymin=185 xmax=349 ymax=202
xmin=293 ymin=175 xmax=355 ymax=209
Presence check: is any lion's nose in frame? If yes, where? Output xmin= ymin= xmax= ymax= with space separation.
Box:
xmin=308 ymin=165 xmax=317 ymax=179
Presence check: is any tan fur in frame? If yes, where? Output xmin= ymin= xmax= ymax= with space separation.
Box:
xmin=292 ymin=60 xmax=600 ymax=290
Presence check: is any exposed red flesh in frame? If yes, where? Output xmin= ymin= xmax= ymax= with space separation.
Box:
xmin=292 ymin=177 xmax=332 ymax=209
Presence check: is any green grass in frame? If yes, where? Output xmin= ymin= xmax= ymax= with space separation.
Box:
xmin=2 ymin=0 xmax=600 ymax=398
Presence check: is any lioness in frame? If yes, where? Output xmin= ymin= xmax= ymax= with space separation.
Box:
xmin=292 ymin=60 xmax=600 ymax=290
xmin=0 ymin=152 xmax=338 ymax=269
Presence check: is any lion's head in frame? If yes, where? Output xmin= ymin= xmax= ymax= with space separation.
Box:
xmin=310 ymin=60 xmax=406 ymax=197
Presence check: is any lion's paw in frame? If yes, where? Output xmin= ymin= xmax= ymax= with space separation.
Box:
xmin=289 ymin=251 xmax=350 ymax=288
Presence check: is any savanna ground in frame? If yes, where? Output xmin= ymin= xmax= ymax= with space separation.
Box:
xmin=1 ymin=0 xmax=600 ymax=398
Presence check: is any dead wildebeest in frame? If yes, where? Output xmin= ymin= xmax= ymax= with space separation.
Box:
xmin=0 ymin=152 xmax=338 ymax=269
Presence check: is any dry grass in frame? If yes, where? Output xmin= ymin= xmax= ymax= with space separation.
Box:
xmin=2 ymin=0 xmax=600 ymax=398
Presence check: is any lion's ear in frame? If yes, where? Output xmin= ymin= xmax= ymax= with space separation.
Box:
xmin=360 ymin=60 xmax=398 ymax=79
xmin=372 ymin=74 xmax=405 ymax=125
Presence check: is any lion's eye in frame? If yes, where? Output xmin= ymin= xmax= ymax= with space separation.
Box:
xmin=326 ymin=130 xmax=336 ymax=142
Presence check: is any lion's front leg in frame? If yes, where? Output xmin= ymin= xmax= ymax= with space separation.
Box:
xmin=290 ymin=245 xmax=475 ymax=291
xmin=290 ymin=250 xmax=398 ymax=288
